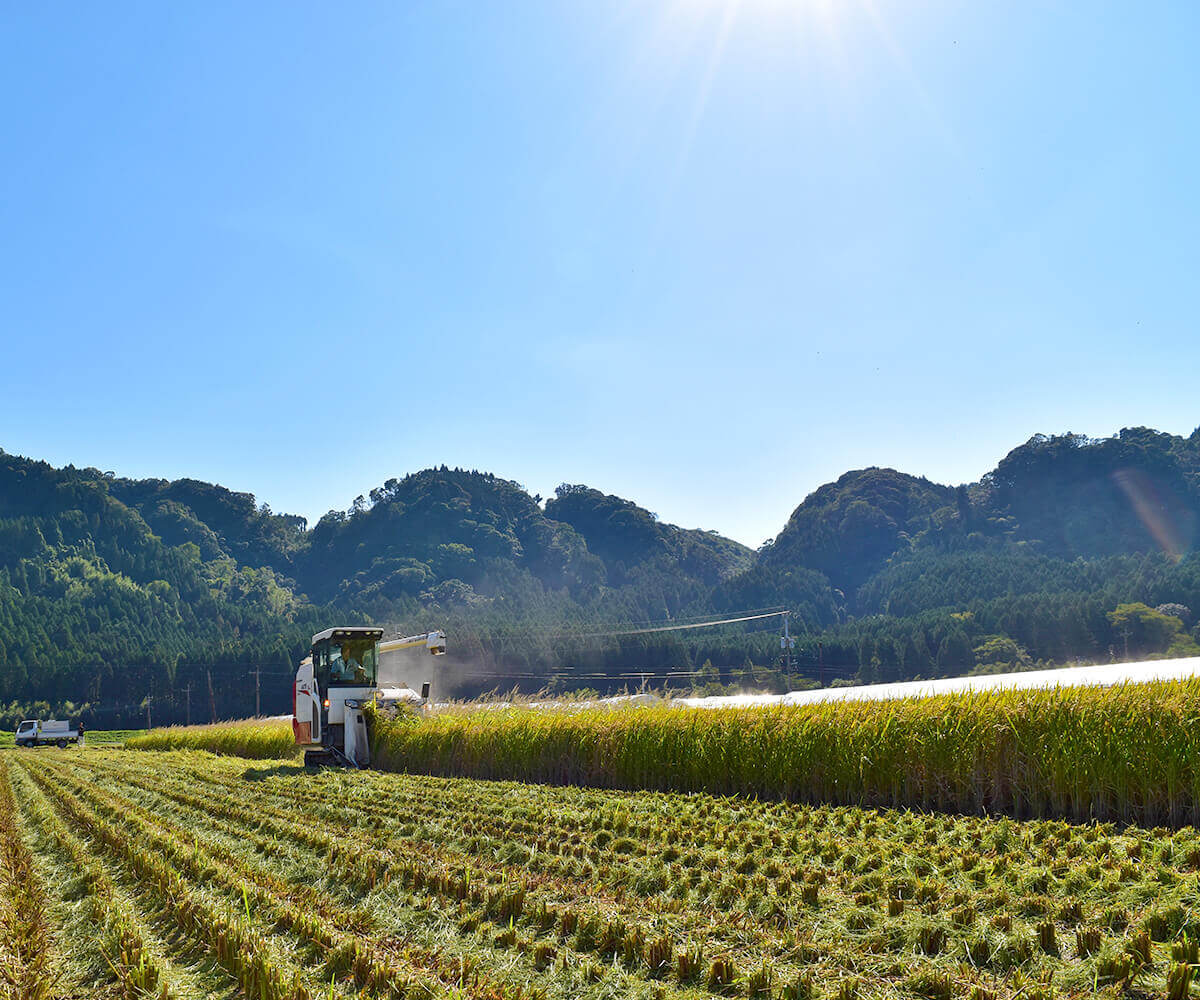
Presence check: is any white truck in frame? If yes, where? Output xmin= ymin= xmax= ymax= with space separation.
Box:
xmin=14 ymin=719 xmax=84 ymax=748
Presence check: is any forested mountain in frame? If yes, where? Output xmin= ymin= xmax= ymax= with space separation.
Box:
xmin=2 ymin=425 xmax=1200 ymax=726
xmin=109 ymin=475 xmax=307 ymax=571
xmin=0 ymin=454 xmax=330 ymax=723
xmin=980 ymin=428 xmax=1199 ymax=559
xmin=301 ymin=470 xmax=604 ymax=606
xmin=543 ymin=484 xmax=753 ymax=588
xmin=760 ymin=468 xmax=954 ymax=593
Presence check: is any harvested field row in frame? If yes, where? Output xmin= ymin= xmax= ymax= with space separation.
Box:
xmin=10 ymin=748 xmax=1200 ymax=998
xmin=0 ymin=761 xmax=50 ymax=1000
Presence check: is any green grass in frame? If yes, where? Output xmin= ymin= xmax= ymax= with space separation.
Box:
xmin=85 ymin=729 xmax=141 ymax=745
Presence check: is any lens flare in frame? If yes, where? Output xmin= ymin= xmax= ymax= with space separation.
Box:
xmin=1112 ymin=466 xmax=1194 ymax=561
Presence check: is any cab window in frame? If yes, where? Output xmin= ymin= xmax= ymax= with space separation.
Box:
xmin=312 ymin=638 xmax=377 ymax=687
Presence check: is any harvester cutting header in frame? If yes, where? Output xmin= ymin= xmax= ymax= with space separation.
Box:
xmin=293 ymin=626 xmax=446 ymax=768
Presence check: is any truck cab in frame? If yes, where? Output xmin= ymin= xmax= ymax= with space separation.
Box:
xmin=15 ymin=721 xmax=37 ymax=747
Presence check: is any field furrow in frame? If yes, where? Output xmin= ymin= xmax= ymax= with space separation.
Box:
xmin=67 ymin=752 xmax=802 ymax=970
xmin=0 ymin=761 xmax=52 ymax=1000
xmin=8 ymin=761 xmax=241 ymax=1000
xmin=19 ymin=759 xmax=324 ymax=1000
xmin=28 ymin=755 xmax=675 ymax=1000
xmin=12 ymin=747 xmax=1200 ymax=999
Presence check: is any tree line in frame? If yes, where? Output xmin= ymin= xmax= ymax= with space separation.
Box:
xmin=1 ymin=426 xmax=1199 ymax=725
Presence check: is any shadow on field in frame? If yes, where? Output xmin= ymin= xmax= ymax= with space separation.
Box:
xmin=241 ymin=764 xmax=311 ymax=781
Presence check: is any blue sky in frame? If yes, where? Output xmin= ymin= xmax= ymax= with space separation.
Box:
xmin=2 ymin=1 xmax=1197 ymax=547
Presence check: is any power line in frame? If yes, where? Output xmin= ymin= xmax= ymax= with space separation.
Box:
xmin=415 ymin=661 xmax=861 ymax=681
xmin=436 ymin=607 xmax=789 ymax=639
xmin=549 ymin=609 xmax=789 ymax=640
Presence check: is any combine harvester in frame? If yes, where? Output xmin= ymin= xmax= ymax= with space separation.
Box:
xmin=293 ymin=626 xmax=445 ymax=767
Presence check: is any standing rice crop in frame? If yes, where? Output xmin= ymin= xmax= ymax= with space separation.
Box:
xmin=370 ymin=678 xmax=1200 ymax=825
xmin=125 ymin=718 xmax=298 ymax=760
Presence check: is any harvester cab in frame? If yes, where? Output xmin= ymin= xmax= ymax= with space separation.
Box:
xmin=293 ymin=626 xmax=446 ymax=768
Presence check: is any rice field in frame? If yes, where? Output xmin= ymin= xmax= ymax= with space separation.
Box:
xmin=369 ymin=677 xmax=1200 ymax=827
xmin=4 ymin=747 xmax=1200 ymax=999
xmin=124 ymin=678 xmax=1200 ymax=827
xmin=125 ymin=717 xmax=299 ymax=759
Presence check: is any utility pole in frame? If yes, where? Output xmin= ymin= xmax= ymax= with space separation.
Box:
xmin=780 ymin=612 xmax=794 ymax=683
xmin=254 ymin=666 xmax=261 ymax=717
xmin=818 ymin=641 xmax=825 ymax=688
xmin=207 ymin=671 xmax=217 ymax=724
xmin=183 ymin=683 xmax=191 ymax=726
xmin=144 ymin=694 xmax=151 ymax=731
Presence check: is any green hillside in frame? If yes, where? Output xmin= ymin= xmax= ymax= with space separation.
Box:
xmin=0 ymin=457 xmax=327 ymax=726
xmin=301 ymin=470 xmax=605 ymax=606
xmin=982 ymin=428 xmax=1200 ymax=558
xmin=1 ymin=426 xmax=1199 ymax=725
xmin=761 ymin=467 xmax=954 ymax=594
xmin=544 ymin=484 xmax=753 ymax=587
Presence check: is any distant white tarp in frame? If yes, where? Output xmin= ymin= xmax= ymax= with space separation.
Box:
xmin=676 ymin=656 xmax=1200 ymax=710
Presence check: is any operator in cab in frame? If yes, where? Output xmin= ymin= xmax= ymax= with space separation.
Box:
xmin=331 ymin=645 xmax=368 ymax=684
